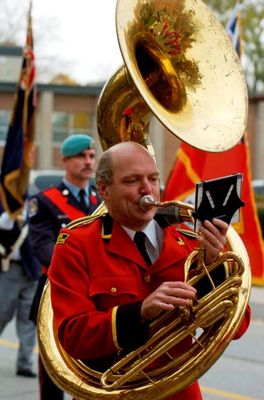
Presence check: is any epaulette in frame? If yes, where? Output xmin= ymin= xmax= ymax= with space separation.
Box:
xmin=66 ymin=203 xmax=108 ymax=230
xmin=177 ymin=228 xmax=198 ymax=239
xmin=66 ymin=213 xmax=106 ymax=230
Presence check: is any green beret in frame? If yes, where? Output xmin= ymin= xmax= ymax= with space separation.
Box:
xmin=61 ymin=134 xmax=94 ymax=157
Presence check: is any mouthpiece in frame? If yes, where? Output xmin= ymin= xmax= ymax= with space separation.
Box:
xmin=139 ymin=195 xmax=194 ymax=224
xmin=139 ymin=195 xmax=159 ymax=210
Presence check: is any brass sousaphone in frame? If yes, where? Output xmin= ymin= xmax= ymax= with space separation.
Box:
xmin=37 ymin=0 xmax=250 ymax=399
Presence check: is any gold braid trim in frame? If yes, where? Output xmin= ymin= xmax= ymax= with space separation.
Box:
xmin=67 ymin=203 xmax=108 ymax=230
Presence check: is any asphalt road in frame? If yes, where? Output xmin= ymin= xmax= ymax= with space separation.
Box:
xmin=0 ymin=286 xmax=263 ymax=400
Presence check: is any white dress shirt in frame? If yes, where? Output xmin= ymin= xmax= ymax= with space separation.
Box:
xmin=122 ymin=219 xmax=164 ymax=264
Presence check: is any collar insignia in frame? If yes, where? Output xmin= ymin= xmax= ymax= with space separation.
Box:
xmin=56 ymin=233 xmax=70 ymax=244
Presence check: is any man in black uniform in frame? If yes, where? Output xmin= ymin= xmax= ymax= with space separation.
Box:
xmin=29 ymin=133 xmax=101 ymax=399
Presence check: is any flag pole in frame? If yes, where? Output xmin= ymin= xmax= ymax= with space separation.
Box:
xmin=23 ymin=0 xmax=33 ymax=138
xmin=0 ymin=0 xmax=36 ymax=217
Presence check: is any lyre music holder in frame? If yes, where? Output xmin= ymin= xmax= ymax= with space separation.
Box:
xmin=194 ymin=173 xmax=245 ymax=232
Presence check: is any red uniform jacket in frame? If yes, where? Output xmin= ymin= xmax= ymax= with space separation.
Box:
xmin=48 ymin=214 xmax=251 ymax=400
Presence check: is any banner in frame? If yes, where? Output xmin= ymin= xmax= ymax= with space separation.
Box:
xmin=0 ymin=1 xmax=36 ymax=217
xmin=163 ymin=3 xmax=264 ymax=284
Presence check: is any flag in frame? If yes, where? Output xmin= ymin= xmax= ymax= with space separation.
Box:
xmin=226 ymin=2 xmax=241 ymax=57
xmin=0 ymin=1 xmax=36 ymax=218
xmin=162 ymin=3 xmax=264 ymax=285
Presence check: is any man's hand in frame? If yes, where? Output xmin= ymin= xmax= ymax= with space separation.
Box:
xmin=0 ymin=211 xmax=15 ymax=230
xmin=197 ymin=218 xmax=229 ymax=265
xmin=141 ymin=281 xmax=196 ymax=321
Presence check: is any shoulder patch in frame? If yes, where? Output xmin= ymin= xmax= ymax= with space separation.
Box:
xmin=28 ymin=198 xmax=38 ymax=218
xmin=56 ymin=233 xmax=70 ymax=244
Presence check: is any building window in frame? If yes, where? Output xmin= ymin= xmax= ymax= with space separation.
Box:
xmin=52 ymin=112 xmax=94 ymax=144
xmin=0 ymin=110 xmax=11 ymax=142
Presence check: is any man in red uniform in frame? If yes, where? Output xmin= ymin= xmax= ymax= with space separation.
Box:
xmin=29 ymin=133 xmax=101 ymax=399
xmin=48 ymin=142 xmax=251 ymax=400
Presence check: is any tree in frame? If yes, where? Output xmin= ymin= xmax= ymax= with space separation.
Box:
xmin=204 ymin=0 xmax=264 ymax=94
xmin=242 ymin=2 xmax=264 ymax=93
xmin=0 ymin=0 xmax=70 ymax=83
xmin=0 ymin=1 xmax=25 ymax=45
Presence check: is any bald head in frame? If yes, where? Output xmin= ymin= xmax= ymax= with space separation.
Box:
xmin=95 ymin=142 xmax=156 ymax=186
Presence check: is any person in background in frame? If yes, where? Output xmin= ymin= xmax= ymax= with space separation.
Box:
xmin=28 ymin=133 xmax=101 ymax=400
xmin=0 ymin=201 xmax=40 ymax=378
xmin=48 ymin=142 xmax=251 ymax=400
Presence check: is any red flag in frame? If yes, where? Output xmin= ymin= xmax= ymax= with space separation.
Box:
xmin=163 ymin=4 xmax=264 ymax=284
xmin=0 ymin=1 xmax=36 ymax=217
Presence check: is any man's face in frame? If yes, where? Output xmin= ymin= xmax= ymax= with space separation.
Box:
xmin=63 ymin=149 xmax=96 ymax=183
xmin=99 ymin=146 xmax=160 ymax=230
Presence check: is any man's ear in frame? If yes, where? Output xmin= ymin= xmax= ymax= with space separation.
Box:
xmin=97 ymin=180 xmax=109 ymax=200
xmin=61 ymin=156 xmax=69 ymax=166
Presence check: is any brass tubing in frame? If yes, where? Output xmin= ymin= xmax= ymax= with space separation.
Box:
xmin=140 ymin=195 xmax=194 ymax=223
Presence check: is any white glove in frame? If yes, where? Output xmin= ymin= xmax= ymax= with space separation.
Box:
xmin=0 ymin=211 xmax=15 ymax=230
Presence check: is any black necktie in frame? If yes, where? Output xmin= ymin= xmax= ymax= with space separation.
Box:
xmin=79 ymin=189 xmax=88 ymax=212
xmin=134 ymin=231 xmax=152 ymax=266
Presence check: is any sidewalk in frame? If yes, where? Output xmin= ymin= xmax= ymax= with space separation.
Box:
xmin=249 ymin=285 xmax=264 ymax=320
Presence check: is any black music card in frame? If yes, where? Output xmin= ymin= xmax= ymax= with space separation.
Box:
xmin=194 ymin=173 xmax=245 ymax=232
